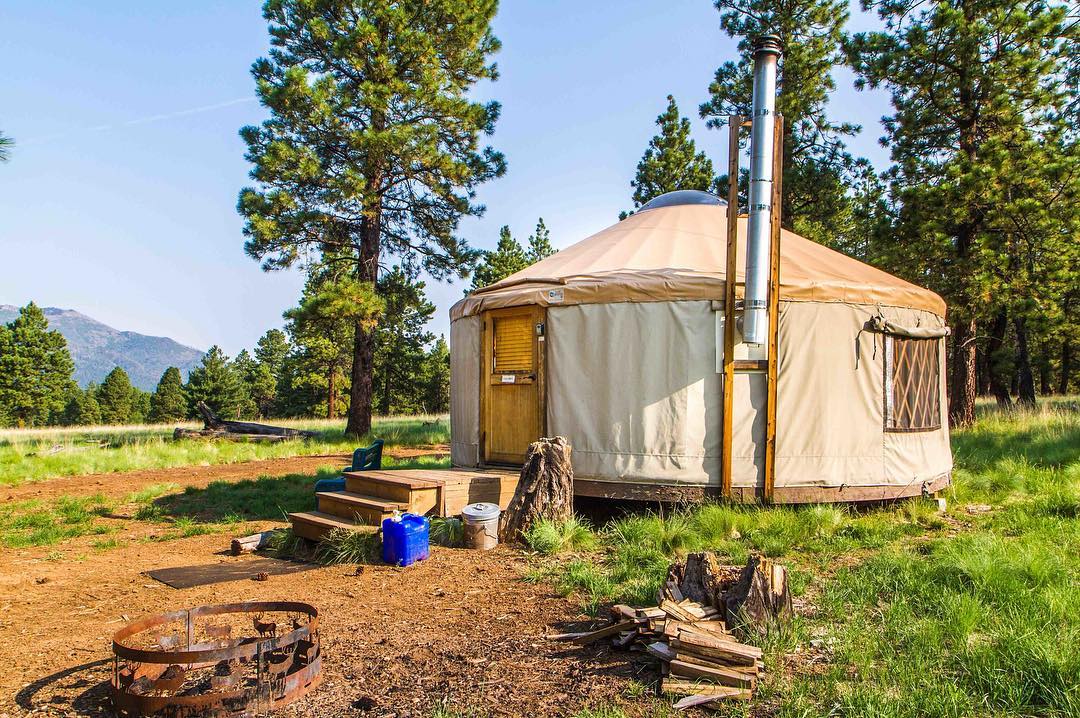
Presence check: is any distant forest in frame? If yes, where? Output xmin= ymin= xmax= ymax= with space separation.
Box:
xmin=0 ymin=300 xmax=449 ymax=427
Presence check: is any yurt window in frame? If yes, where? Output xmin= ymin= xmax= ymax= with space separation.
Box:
xmin=884 ymin=336 xmax=941 ymax=432
xmin=492 ymin=315 xmax=534 ymax=374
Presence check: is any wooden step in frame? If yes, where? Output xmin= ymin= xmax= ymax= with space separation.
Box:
xmin=288 ymin=511 xmax=370 ymax=542
xmin=344 ymin=472 xmax=440 ymax=516
xmin=315 ymin=491 xmax=404 ymax=524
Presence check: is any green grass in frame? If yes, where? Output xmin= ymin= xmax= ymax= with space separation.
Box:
xmin=0 ymin=414 xmax=450 ymax=487
xmin=0 ymin=454 xmax=450 ymax=550
xmin=523 ymin=516 xmax=597 ymax=555
xmin=537 ymin=401 xmax=1079 ymax=717
xmin=0 ymin=494 xmax=114 ymax=547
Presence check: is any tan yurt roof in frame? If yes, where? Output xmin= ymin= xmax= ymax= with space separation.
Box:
xmin=450 ymin=194 xmax=945 ymax=320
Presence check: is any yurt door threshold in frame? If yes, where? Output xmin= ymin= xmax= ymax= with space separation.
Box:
xmin=480 ymin=306 xmax=546 ymax=465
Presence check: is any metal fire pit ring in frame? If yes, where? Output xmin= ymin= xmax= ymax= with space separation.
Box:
xmin=111 ymin=601 xmax=321 ymax=717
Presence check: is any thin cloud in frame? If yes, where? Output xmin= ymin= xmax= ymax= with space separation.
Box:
xmin=22 ymin=96 xmax=257 ymax=145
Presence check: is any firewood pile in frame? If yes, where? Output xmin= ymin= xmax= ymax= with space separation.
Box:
xmin=549 ymin=552 xmax=791 ymax=711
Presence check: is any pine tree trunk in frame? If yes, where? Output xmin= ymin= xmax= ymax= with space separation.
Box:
xmin=499 ymin=436 xmax=574 ymax=543
xmin=949 ymin=316 xmax=978 ymax=428
xmin=986 ymin=309 xmax=1013 ymax=409
xmin=1014 ymin=316 xmax=1037 ymax=407
xmin=346 ymin=210 xmax=381 ymax=438
xmin=1038 ymin=358 xmax=1052 ymax=396
xmin=1059 ymin=339 xmax=1073 ymax=396
xmin=327 ymin=365 xmax=337 ymax=420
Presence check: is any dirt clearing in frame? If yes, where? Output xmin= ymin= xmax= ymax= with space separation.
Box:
xmin=1 ymin=532 xmax=640 ymax=717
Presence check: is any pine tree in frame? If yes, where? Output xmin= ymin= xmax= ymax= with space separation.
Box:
xmin=238 ymin=0 xmax=505 ymax=437
xmin=63 ymin=386 xmax=101 ymax=426
xmin=254 ymin=329 xmax=289 ymax=374
xmin=0 ymin=303 xmax=76 ymax=427
xmin=470 ymin=226 xmax=530 ymax=290
xmin=231 ymin=350 xmax=261 ymax=418
xmin=625 ymin=96 xmax=715 ymax=216
xmin=421 ymin=336 xmax=451 ymax=414
xmin=526 ymin=218 xmax=556 ymax=262
xmin=97 ymin=367 xmax=135 ymax=424
xmin=372 ymin=266 xmax=436 ymax=414
xmin=699 ymin=0 xmax=859 ymax=247
xmin=283 ymin=271 xmax=370 ymax=419
xmin=186 ymin=346 xmax=245 ymax=418
xmin=847 ymin=0 xmax=1076 ymax=426
xmin=149 ymin=367 xmax=188 ymax=423
xmin=0 ymin=131 xmax=12 ymax=163
xmin=252 ymin=328 xmax=290 ymax=416
xmin=130 ymin=389 xmax=152 ymax=423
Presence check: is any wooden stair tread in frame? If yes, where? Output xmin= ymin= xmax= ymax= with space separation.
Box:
xmin=288 ymin=511 xmax=371 ymax=531
xmin=343 ymin=470 xmax=442 ymax=489
xmin=315 ymin=490 xmax=407 ymax=511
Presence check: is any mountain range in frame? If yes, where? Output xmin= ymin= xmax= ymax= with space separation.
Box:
xmin=0 ymin=304 xmax=205 ymax=391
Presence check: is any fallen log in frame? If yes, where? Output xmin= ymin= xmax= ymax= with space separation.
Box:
xmin=174 ymin=428 xmax=292 ymax=443
xmin=499 ymin=436 xmax=574 ymax=543
xmin=230 ymin=531 xmax=277 ymax=556
xmin=194 ymin=401 xmax=315 ymax=438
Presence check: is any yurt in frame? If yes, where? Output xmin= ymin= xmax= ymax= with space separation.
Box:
xmin=447 ymin=190 xmax=953 ymax=504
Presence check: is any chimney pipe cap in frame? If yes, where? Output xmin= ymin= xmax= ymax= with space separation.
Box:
xmin=752 ymin=35 xmax=783 ymax=56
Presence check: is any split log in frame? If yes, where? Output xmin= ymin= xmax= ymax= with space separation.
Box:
xmin=194 ymin=401 xmax=315 ymax=438
xmin=499 ymin=436 xmax=574 ymax=543
xmin=723 ymin=554 xmax=792 ymax=642
xmin=664 ymin=552 xmax=792 ymax=642
xmin=230 ymin=531 xmax=277 ymax=555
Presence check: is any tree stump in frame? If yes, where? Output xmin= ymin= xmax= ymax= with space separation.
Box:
xmin=499 ymin=436 xmax=574 ymax=543
xmin=664 ymin=552 xmax=792 ymax=642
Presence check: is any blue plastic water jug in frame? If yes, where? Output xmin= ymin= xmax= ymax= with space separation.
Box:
xmin=381 ymin=513 xmax=430 ymax=567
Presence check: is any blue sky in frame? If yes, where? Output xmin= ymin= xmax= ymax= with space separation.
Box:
xmin=0 ymin=1 xmax=891 ymax=355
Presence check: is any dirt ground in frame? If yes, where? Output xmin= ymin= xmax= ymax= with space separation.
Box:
xmin=3 ymin=445 xmax=448 ymax=503
xmin=0 ymin=456 xmax=650 ymax=718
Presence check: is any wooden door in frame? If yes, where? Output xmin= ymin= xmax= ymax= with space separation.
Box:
xmin=482 ymin=306 xmax=545 ymax=465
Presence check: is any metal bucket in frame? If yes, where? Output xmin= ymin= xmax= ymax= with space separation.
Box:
xmin=461 ymin=502 xmax=500 ymax=550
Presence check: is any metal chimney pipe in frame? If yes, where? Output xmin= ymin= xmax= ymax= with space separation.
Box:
xmin=741 ymin=35 xmax=782 ymax=346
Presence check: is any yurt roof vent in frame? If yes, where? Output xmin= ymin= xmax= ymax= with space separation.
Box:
xmin=638 ymin=190 xmax=727 ymax=212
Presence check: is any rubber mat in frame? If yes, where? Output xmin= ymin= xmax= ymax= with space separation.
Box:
xmin=147 ymin=557 xmax=319 ymax=589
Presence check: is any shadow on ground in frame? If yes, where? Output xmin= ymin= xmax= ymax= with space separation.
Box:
xmin=16 ymin=658 xmax=112 ymax=715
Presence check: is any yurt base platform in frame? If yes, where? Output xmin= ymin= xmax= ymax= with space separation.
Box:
xmin=289 ymin=468 xmax=519 ymax=542
xmin=574 ymin=473 xmax=951 ymax=505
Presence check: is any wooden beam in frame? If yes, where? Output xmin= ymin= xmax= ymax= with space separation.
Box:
xmin=763 ymin=115 xmax=784 ymax=502
xmin=721 ymin=115 xmax=742 ymax=499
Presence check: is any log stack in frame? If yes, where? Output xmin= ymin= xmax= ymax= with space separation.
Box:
xmin=548 ymin=553 xmax=790 ymax=710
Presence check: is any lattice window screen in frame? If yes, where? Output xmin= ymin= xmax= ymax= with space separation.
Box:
xmin=885 ymin=336 xmax=941 ymax=432
xmin=493 ymin=316 xmax=533 ymax=373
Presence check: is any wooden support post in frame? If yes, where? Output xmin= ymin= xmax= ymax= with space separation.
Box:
xmin=721 ymin=115 xmax=742 ymax=499
xmin=763 ymin=115 xmax=784 ymax=502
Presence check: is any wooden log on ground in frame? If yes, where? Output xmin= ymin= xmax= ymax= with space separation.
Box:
xmin=499 ymin=436 xmax=574 ymax=543
xmin=661 ymin=678 xmax=752 ymax=700
xmin=669 ymin=659 xmax=756 ymax=689
xmin=723 ymin=554 xmax=792 ymax=642
xmin=173 ymin=428 xmax=291 ymax=443
xmin=193 ymin=401 xmax=315 ymax=438
xmin=665 ymin=552 xmax=792 ymax=642
xmin=230 ymin=531 xmax=277 ymax=555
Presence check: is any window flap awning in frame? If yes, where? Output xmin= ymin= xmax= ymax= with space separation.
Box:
xmin=866 ymin=315 xmax=950 ymax=339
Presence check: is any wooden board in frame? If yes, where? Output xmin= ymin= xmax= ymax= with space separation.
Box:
xmin=147 ymin=557 xmax=318 ymax=589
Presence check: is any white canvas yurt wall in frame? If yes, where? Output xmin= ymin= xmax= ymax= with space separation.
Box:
xmin=449 ymin=192 xmax=952 ymax=503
